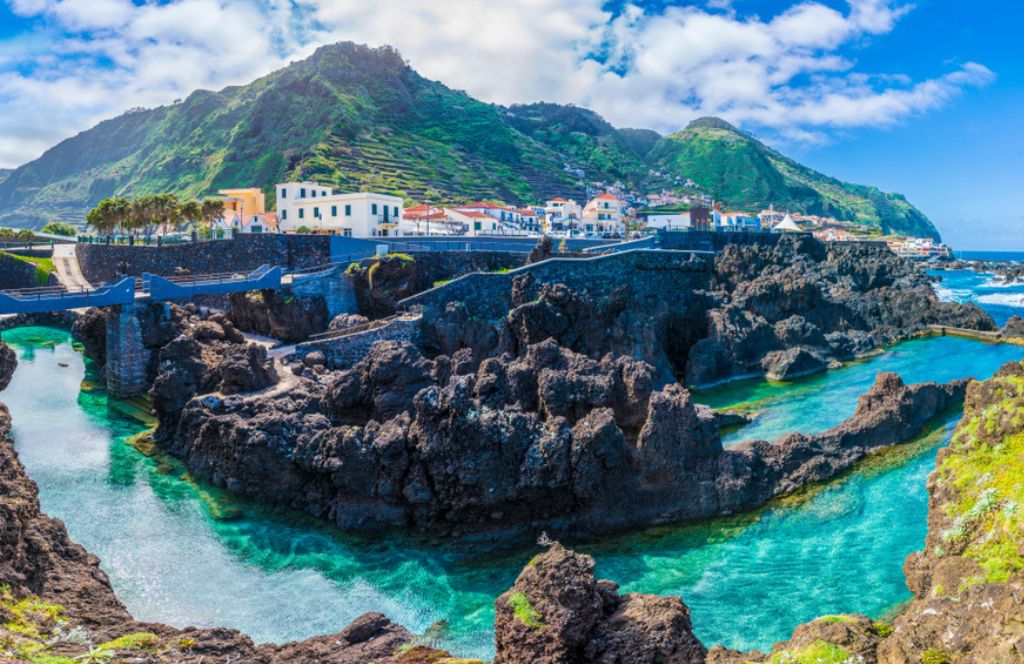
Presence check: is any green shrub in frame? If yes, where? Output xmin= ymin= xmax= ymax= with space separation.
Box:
xmin=921 ymin=648 xmax=952 ymax=664
xmin=506 ymin=592 xmax=544 ymax=630
xmin=98 ymin=632 xmax=160 ymax=651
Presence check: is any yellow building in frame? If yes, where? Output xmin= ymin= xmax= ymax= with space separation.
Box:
xmin=217 ymin=188 xmax=266 ymax=216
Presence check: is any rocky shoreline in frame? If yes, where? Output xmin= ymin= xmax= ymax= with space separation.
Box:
xmin=3 ymin=307 xmax=1024 ymax=661
xmin=154 ymin=334 xmax=967 ymax=542
xmin=0 ymin=342 xmax=464 ymax=663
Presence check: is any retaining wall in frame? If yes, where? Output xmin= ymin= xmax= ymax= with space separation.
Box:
xmin=400 ymin=249 xmax=713 ymax=321
xmin=75 ymin=235 xmax=332 ymax=283
xmin=0 ymin=253 xmax=48 ymax=289
xmin=293 ymin=316 xmax=421 ymax=370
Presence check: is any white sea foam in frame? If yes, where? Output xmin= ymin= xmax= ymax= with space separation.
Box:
xmin=980 ymin=277 xmax=1024 ymax=289
xmin=976 ymin=293 xmax=1024 ymax=308
xmin=932 ymin=285 xmax=973 ymax=302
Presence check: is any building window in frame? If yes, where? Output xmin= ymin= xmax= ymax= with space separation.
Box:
xmin=474 ymin=221 xmax=481 ymax=231
xmin=280 ymin=189 xmax=287 ymax=199
xmin=343 ymin=229 xmax=352 ymax=237
xmin=313 ymin=207 xmax=319 ymax=218
xmin=393 ymin=206 xmax=399 ymax=217
xmin=299 ymin=208 xmax=304 ymax=219
xmin=281 ymin=210 xmax=287 ymax=220
xmin=300 ymin=188 xmax=306 ymax=198
xmin=345 ymin=205 xmax=351 ymax=216
xmin=331 ymin=205 xmax=337 ymax=217
xmin=372 ymin=203 xmax=378 ymax=215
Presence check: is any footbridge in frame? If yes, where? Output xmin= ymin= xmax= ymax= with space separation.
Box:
xmin=0 ymin=265 xmax=288 ymax=397
xmin=0 ymin=264 xmax=283 ymax=315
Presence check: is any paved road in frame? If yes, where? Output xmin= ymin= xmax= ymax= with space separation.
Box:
xmin=52 ymin=244 xmax=91 ymax=290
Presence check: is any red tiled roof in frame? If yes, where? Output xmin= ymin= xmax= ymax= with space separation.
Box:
xmin=595 ymin=193 xmax=620 ymax=201
xmin=547 ymin=197 xmax=569 ymax=203
xmin=461 ymin=201 xmax=503 ymax=209
xmin=459 ymin=210 xmax=494 ymax=220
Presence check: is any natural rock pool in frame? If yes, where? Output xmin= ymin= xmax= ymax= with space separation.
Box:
xmin=4 ymin=326 xmax=1023 ymax=660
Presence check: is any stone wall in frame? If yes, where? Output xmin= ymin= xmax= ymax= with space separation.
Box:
xmin=400 ymin=249 xmax=713 ymax=320
xmin=293 ymin=316 xmax=421 ymax=370
xmin=75 ymin=235 xmax=332 ymax=283
xmin=289 ymin=267 xmax=358 ymax=318
xmin=656 ymin=230 xmax=791 ymax=251
xmin=0 ymin=253 xmax=53 ymax=289
xmin=407 ymin=251 xmax=527 ymax=291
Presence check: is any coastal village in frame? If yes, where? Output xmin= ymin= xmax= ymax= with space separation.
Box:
xmin=136 ymin=180 xmax=951 ymax=260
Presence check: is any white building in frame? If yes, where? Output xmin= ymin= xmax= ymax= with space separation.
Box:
xmin=276 ymin=182 xmax=403 ymax=237
xmin=582 ymin=194 xmax=626 ymax=235
xmin=646 ymin=213 xmax=694 ymax=231
xmin=213 ymin=212 xmax=279 ymax=235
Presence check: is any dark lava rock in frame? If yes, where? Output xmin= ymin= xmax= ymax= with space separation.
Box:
xmin=494 ymin=543 xmax=706 ymax=664
xmin=1003 ymin=315 xmax=1024 ymax=338
xmin=0 ymin=343 xmax=15 ymax=392
xmin=161 ymin=334 xmax=965 ymax=541
xmin=70 ymin=307 xmax=107 ymax=367
xmin=346 ymin=255 xmax=420 ymax=318
xmin=528 ymin=235 xmax=555 ymax=265
xmin=328 ymin=312 xmax=370 ymax=332
xmin=228 ymin=289 xmax=329 ymax=343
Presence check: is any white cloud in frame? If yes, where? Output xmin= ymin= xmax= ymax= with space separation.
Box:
xmin=0 ymin=0 xmax=994 ymax=167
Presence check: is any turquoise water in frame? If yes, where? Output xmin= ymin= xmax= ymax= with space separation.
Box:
xmin=4 ymin=327 xmax=1023 ymax=658
xmin=931 ymin=268 xmax=1024 ymax=327
xmin=699 ymin=335 xmax=1024 ymax=446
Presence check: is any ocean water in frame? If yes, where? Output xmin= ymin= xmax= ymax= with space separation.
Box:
xmin=930 ymin=268 xmax=1024 ymax=327
xmin=4 ymin=326 xmax=1023 ymax=658
xmin=956 ymin=250 xmax=1024 ymax=262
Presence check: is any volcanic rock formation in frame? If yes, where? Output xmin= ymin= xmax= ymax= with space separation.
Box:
xmin=154 ymin=335 xmax=966 ymax=540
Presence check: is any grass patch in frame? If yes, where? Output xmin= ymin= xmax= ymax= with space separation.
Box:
xmin=814 ymin=615 xmax=858 ymax=625
xmin=871 ymin=621 xmax=894 ymax=637
xmin=921 ymin=648 xmax=952 ymax=664
xmin=938 ymin=371 xmax=1024 ymax=582
xmin=506 ymin=592 xmax=544 ymax=630
xmin=98 ymin=632 xmax=160 ymax=651
xmin=767 ymin=640 xmax=855 ymax=663
xmin=2 ymin=252 xmax=55 ymax=286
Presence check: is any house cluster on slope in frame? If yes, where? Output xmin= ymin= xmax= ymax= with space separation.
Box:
xmin=203 ymin=182 xmax=951 ymax=258
xmin=211 ymin=182 xmax=631 ymax=239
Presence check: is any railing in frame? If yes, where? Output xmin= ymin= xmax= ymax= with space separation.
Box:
xmin=0 ymin=277 xmax=136 ymax=314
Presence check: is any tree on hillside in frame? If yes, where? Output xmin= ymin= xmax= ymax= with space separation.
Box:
xmin=86 ymin=198 xmax=131 ymax=234
xmin=41 ymin=222 xmax=77 ymax=237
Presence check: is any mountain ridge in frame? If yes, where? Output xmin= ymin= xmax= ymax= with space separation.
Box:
xmin=0 ymin=41 xmax=940 ymax=240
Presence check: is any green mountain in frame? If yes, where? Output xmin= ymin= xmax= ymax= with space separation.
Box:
xmin=648 ymin=117 xmax=938 ymax=239
xmin=0 ymin=42 xmax=939 ymax=240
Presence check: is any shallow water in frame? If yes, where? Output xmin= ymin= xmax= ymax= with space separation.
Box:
xmin=4 ymin=326 xmax=1022 ymax=658
xmin=698 ymin=335 xmax=1024 ymax=446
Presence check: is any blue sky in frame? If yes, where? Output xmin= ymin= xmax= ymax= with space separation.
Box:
xmin=0 ymin=0 xmax=1018 ymax=248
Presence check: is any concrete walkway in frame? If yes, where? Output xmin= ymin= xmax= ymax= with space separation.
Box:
xmin=52 ymin=244 xmax=91 ymax=290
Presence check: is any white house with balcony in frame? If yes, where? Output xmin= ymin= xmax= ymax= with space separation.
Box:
xmin=582 ymin=194 xmax=626 ymax=235
xmin=276 ymin=181 xmax=403 ymax=236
